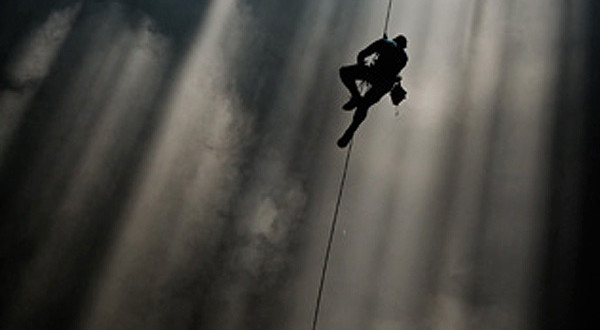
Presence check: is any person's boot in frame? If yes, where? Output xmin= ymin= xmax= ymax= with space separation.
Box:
xmin=337 ymin=130 xmax=353 ymax=148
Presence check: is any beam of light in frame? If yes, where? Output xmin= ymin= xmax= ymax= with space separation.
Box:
xmin=81 ymin=1 xmax=357 ymax=328
xmin=0 ymin=0 xmax=591 ymax=330
xmin=296 ymin=0 xmax=568 ymax=329
xmin=0 ymin=3 xmax=81 ymax=165
xmin=78 ymin=1 xmax=253 ymax=329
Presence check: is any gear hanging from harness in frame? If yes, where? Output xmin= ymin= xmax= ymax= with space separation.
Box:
xmin=363 ymin=0 xmax=407 ymax=107
xmin=383 ymin=0 xmax=407 ymax=107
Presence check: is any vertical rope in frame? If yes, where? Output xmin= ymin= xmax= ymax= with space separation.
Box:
xmin=310 ymin=1 xmax=394 ymax=328
xmin=311 ymin=140 xmax=353 ymax=330
xmin=383 ymin=0 xmax=394 ymax=37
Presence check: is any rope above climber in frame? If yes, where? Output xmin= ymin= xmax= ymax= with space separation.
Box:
xmin=337 ymin=33 xmax=408 ymax=148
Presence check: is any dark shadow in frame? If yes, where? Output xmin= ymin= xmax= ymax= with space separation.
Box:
xmin=575 ymin=2 xmax=599 ymax=323
xmin=0 ymin=0 xmax=211 ymax=77
xmin=538 ymin=1 xmax=599 ymax=329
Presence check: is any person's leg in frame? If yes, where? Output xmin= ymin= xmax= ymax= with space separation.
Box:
xmin=339 ymin=65 xmax=364 ymax=97
xmin=337 ymin=106 xmax=368 ymax=147
xmin=339 ymin=65 xmax=369 ymax=110
xmin=336 ymin=86 xmax=389 ymax=148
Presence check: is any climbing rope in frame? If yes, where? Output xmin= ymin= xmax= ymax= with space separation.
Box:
xmin=310 ymin=2 xmax=395 ymax=329
xmin=311 ymin=140 xmax=353 ymax=330
xmin=383 ymin=0 xmax=394 ymax=37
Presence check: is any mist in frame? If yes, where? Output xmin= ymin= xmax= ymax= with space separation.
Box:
xmin=0 ymin=0 xmax=596 ymax=329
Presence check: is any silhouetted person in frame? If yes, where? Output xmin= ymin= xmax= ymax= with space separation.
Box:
xmin=337 ymin=34 xmax=408 ymax=148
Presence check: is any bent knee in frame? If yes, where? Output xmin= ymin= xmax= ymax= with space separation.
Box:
xmin=339 ymin=66 xmax=349 ymax=78
xmin=339 ymin=65 xmax=359 ymax=77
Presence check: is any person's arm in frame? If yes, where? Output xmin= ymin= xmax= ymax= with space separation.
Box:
xmin=357 ymin=39 xmax=385 ymax=64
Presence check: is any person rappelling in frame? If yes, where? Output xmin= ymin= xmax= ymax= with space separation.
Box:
xmin=337 ymin=33 xmax=408 ymax=148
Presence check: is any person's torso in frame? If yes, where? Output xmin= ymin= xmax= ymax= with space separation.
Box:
xmin=372 ymin=40 xmax=405 ymax=75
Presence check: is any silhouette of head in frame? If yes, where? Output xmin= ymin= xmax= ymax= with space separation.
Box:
xmin=393 ymin=34 xmax=407 ymax=48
